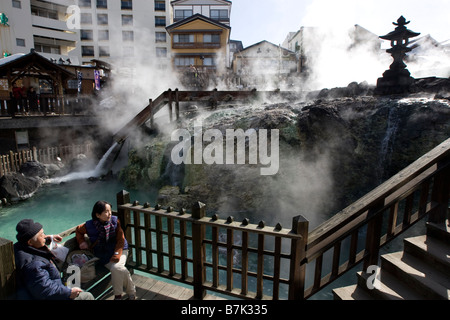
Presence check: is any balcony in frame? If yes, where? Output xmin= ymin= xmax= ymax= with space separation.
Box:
xmin=172 ymin=42 xmax=221 ymax=49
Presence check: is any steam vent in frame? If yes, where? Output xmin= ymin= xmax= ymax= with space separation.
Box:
xmin=375 ymin=16 xmax=420 ymax=95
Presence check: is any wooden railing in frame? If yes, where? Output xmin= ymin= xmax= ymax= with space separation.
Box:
xmin=0 ymin=95 xmax=95 ymax=117
xmin=0 ymin=143 xmax=92 ymax=178
xmin=116 ymin=192 xmax=308 ymax=300
xmin=115 ymin=137 xmax=450 ymax=300
xmin=112 ymin=88 xmax=298 ymax=143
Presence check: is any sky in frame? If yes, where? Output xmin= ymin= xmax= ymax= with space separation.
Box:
xmin=230 ymin=0 xmax=450 ymax=48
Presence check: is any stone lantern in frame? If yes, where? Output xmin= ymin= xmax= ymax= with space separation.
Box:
xmin=375 ymin=16 xmax=420 ymax=95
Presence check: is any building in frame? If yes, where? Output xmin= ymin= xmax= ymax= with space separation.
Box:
xmin=0 ymin=0 xmax=172 ymax=68
xmin=77 ymin=0 xmax=171 ymax=71
xmin=166 ymin=0 xmax=232 ymax=88
xmin=0 ymin=0 xmax=80 ymax=64
xmin=282 ymin=25 xmax=381 ymax=74
xmin=232 ymin=40 xmax=297 ymax=89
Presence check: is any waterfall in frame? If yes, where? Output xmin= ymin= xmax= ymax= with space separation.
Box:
xmin=377 ymin=106 xmax=401 ymax=183
xmin=46 ymin=142 xmax=122 ymax=184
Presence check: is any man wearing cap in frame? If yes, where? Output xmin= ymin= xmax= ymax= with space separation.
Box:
xmin=14 ymin=219 xmax=94 ymax=300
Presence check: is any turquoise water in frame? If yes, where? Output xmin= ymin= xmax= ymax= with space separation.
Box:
xmin=0 ymin=178 xmax=157 ymax=243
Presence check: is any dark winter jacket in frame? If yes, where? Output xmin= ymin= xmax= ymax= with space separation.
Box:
xmin=13 ymin=242 xmax=71 ymax=300
xmin=76 ymin=215 xmax=128 ymax=265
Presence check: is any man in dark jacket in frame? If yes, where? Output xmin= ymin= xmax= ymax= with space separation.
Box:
xmin=14 ymin=219 xmax=94 ymax=300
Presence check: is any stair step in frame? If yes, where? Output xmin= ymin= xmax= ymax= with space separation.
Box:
xmin=426 ymin=219 xmax=450 ymax=243
xmin=404 ymin=235 xmax=450 ymax=275
xmin=332 ymin=284 xmax=374 ymax=300
xmin=381 ymin=251 xmax=450 ymax=300
xmin=356 ymin=271 xmax=426 ymax=300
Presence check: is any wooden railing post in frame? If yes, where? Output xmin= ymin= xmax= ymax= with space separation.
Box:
xmin=191 ymin=201 xmax=206 ymax=299
xmin=363 ymin=200 xmax=384 ymax=270
xmin=429 ymin=164 xmax=450 ymax=224
xmin=175 ymin=88 xmax=180 ymax=120
xmin=116 ymin=190 xmax=130 ymax=232
xmin=0 ymin=238 xmax=16 ymax=300
xmin=168 ymin=89 xmax=173 ymax=123
xmin=288 ymin=215 xmax=308 ymax=300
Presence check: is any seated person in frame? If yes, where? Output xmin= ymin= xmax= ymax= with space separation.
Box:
xmin=14 ymin=219 xmax=94 ymax=300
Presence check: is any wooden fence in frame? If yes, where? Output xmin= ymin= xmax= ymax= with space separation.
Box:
xmin=115 ymin=137 xmax=449 ymax=300
xmin=0 ymin=144 xmax=92 ymax=178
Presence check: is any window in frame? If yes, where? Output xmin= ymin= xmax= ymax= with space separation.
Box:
xmin=97 ymin=0 xmax=107 ymax=8
xmin=155 ymin=32 xmax=166 ymax=43
xmin=122 ymin=31 xmax=134 ymax=41
xmin=81 ymin=46 xmax=95 ymax=56
xmin=175 ymin=57 xmax=194 ymax=66
xmin=35 ymin=44 xmax=60 ymax=54
xmin=122 ymin=14 xmax=133 ymax=26
xmin=80 ymin=13 xmax=92 ymax=24
xmin=156 ymin=47 xmax=167 ymax=57
xmin=203 ymin=57 xmax=215 ymax=66
xmin=155 ymin=16 xmax=166 ymax=27
xmin=210 ymin=9 xmax=228 ymax=21
xmin=80 ymin=30 xmax=94 ymax=41
xmin=155 ymin=1 xmax=165 ymax=11
xmin=79 ymin=0 xmax=91 ymax=8
xmin=174 ymin=10 xmax=192 ymax=21
xmin=97 ymin=13 xmax=108 ymax=25
xmin=12 ymin=0 xmax=21 ymax=9
xmin=99 ymin=46 xmax=110 ymax=57
xmin=121 ymin=0 xmax=132 ymax=10
xmin=203 ymin=34 xmax=220 ymax=43
xmin=174 ymin=34 xmax=194 ymax=43
xmin=31 ymin=6 xmax=58 ymax=19
xmin=16 ymin=38 xmax=25 ymax=47
xmin=98 ymin=30 xmax=109 ymax=41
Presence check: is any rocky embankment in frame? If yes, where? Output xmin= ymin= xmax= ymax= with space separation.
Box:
xmin=118 ymin=81 xmax=450 ymax=226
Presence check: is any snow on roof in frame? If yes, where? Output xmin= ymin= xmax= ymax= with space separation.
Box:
xmin=0 ymin=53 xmax=26 ymax=67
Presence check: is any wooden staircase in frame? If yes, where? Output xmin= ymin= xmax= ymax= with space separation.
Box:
xmin=333 ymin=219 xmax=450 ymax=300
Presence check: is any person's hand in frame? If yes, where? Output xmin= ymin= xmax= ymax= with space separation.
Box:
xmin=79 ymin=241 xmax=89 ymax=250
xmin=110 ymin=252 xmax=120 ymax=263
xmin=52 ymin=235 xmax=63 ymax=242
xmin=70 ymin=287 xmax=82 ymax=299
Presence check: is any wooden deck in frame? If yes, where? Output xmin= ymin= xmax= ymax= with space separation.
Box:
xmin=101 ymin=274 xmax=227 ymax=300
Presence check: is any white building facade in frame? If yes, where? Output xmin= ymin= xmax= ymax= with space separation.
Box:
xmin=0 ymin=0 xmax=172 ymax=69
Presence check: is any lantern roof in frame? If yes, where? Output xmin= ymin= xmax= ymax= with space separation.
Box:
xmin=380 ymin=16 xmax=420 ymax=41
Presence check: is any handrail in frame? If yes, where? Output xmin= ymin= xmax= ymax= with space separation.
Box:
xmin=302 ymin=137 xmax=450 ymax=299
xmin=116 ymin=192 xmax=308 ymax=300
xmin=112 ymin=88 xmax=298 ymax=143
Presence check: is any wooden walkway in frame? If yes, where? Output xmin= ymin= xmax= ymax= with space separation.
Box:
xmin=101 ymin=274 xmax=227 ymax=300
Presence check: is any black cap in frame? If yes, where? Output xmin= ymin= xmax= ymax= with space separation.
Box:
xmin=16 ymin=219 xmax=43 ymax=243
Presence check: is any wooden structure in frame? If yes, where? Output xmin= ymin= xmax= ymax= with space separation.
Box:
xmin=0 ymin=143 xmax=92 ymax=178
xmin=112 ymin=88 xmax=298 ymax=143
xmin=0 ymin=50 xmax=75 ymax=115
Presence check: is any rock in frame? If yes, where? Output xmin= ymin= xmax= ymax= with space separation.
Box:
xmin=19 ymin=160 xmax=48 ymax=177
xmin=0 ymin=172 xmax=42 ymax=202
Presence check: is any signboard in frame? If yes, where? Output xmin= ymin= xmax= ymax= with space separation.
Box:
xmin=0 ymin=79 xmax=8 ymax=91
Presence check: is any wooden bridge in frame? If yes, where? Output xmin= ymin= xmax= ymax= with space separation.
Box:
xmin=112 ymin=88 xmax=299 ymax=144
